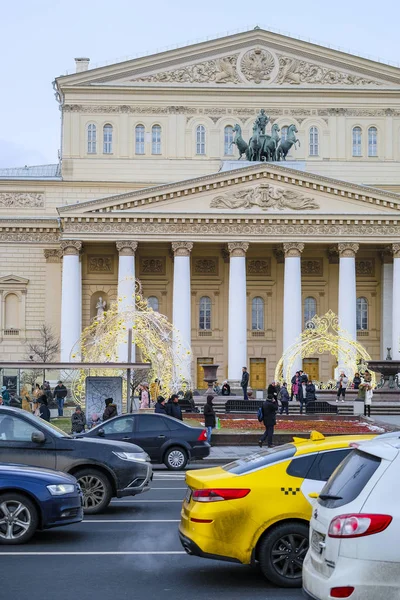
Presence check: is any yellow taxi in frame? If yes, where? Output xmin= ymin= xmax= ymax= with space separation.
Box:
xmin=179 ymin=432 xmax=375 ymax=588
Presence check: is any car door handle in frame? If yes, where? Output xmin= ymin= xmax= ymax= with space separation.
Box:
xmin=157 ymin=435 xmax=166 ymax=439
xmin=123 ymin=437 xmax=131 ymax=440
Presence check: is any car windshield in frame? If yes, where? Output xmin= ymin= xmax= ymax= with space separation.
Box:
xmin=223 ymin=444 xmax=296 ymax=475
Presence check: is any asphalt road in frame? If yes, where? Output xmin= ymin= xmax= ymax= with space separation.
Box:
xmin=0 ymin=468 xmax=303 ymax=600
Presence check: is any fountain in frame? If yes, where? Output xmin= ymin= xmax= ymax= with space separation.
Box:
xmin=201 ymin=364 xmax=219 ymax=396
xmin=367 ymin=348 xmax=400 ymax=391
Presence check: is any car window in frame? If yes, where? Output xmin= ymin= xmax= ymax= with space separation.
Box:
xmin=0 ymin=415 xmax=41 ymax=442
xmin=318 ymin=449 xmax=381 ymax=508
xmin=286 ymin=454 xmax=316 ymax=478
xmin=306 ymin=449 xmax=351 ymax=481
xmin=137 ymin=416 xmax=170 ymax=432
xmin=223 ymin=444 xmax=296 ymax=475
xmin=102 ymin=418 xmax=134 ymax=434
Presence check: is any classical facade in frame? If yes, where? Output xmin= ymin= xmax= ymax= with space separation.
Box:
xmin=2 ymin=28 xmax=400 ymax=387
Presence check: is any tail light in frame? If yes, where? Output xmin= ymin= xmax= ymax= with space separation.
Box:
xmin=328 ymin=514 xmax=392 ymax=538
xmin=192 ymin=488 xmax=250 ymax=502
xmin=330 ymin=587 xmax=355 ymax=598
xmin=197 ymin=429 xmax=208 ymax=441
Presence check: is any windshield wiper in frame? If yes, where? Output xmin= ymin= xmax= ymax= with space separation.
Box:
xmin=319 ymin=494 xmax=343 ymax=501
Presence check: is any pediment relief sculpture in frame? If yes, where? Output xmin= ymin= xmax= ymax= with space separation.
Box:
xmin=132 ymin=55 xmax=241 ymax=84
xmin=276 ymin=56 xmax=383 ymax=86
xmin=210 ymin=184 xmax=319 ymax=211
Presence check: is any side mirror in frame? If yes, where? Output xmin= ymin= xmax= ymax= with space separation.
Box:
xmin=308 ymin=492 xmax=319 ymax=499
xmin=31 ymin=431 xmax=46 ymax=444
xmin=97 ymin=428 xmax=105 ymax=437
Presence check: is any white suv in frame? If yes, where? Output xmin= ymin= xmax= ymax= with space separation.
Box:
xmin=303 ymin=437 xmax=400 ymax=600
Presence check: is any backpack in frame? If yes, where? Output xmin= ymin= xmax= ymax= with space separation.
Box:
xmin=257 ymin=406 xmax=263 ymax=422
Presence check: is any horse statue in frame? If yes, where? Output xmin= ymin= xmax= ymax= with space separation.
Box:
xmin=276 ymin=124 xmax=300 ymax=161
xmin=260 ymin=124 xmax=281 ymax=162
xmin=247 ymin=124 xmax=262 ymax=161
xmin=231 ymin=123 xmax=248 ymax=160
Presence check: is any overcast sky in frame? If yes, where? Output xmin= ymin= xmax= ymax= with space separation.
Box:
xmin=1 ymin=0 xmax=399 ymax=168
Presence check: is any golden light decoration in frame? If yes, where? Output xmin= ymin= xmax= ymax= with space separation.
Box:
xmin=275 ymin=310 xmax=376 ymax=389
xmin=70 ymin=280 xmax=191 ymax=406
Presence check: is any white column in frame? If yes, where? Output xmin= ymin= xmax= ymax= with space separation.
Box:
xmin=283 ymin=242 xmax=304 ymax=378
xmin=172 ymin=242 xmax=193 ymax=383
xmin=338 ymin=243 xmax=359 ymax=373
xmin=227 ymin=242 xmax=249 ymax=383
xmin=392 ymin=244 xmax=400 ymax=360
xmin=116 ymin=241 xmax=138 ymax=362
xmin=60 ymin=241 xmax=82 ymax=361
xmin=381 ymin=253 xmax=393 ymax=359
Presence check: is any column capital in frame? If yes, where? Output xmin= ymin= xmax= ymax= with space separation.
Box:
xmin=338 ymin=242 xmax=359 ymax=258
xmin=116 ymin=241 xmax=138 ymax=256
xmin=393 ymin=243 xmax=400 ymax=259
xmin=283 ymin=242 xmax=304 ymax=258
xmin=381 ymin=246 xmax=394 ymax=263
xmin=171 ymin=241 xmax=193 ymax=257
xmin=44 ymin=249 xmax=62 ymax=263
xmin=273 ymin=247 xmax=284 ymax=264
xmin=60 ymin=240 xmax=82 ymax=256
xmin=227 ymin=242 xmax=249 ymax=258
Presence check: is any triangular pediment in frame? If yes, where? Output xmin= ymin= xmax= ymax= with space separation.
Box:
xmin=0 ymin=275 xmax=29 ymax=286
xmin=57 ymin=29 xmax=400 ymax=89
xmin=58 ymin=162 xmax=400 ymax=218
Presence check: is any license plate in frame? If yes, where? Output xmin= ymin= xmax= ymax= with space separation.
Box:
xmin=184 ymin=488 xmax=192 ymax=504
xmin=311 ymin=530 xmax=325 ymax=555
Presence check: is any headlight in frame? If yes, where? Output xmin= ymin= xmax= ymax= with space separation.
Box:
xmin=47 ymin=484 xmax=76 ymax=496
xmin=113 ymin=451 xmax=149 ymax=462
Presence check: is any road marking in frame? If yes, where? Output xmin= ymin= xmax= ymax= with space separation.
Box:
xmin=0 ymin=551 xmax=186 ymax=556
xmin=111 ymin=500 xmax=182 ymax=503
xmin=83 ymin=519 xmax=180 ymax=523
xmin=150 ymin=487 xmax=187 ymax=490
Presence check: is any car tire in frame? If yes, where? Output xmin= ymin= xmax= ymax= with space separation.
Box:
xmin=75 ymin=468 xmax=113 ymax=514
xmin=0 ymin=492 xmax=39 ymax=545
xmin=258 ymin=521 xmax=309 ymax=588
xmin=164 ymin=447 xmax=188 ymax=471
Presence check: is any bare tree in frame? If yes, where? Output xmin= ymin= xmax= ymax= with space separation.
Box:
xmin=25 ymin=324 xmax=61 ymax=384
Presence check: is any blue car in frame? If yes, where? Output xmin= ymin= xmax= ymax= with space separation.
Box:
xmin=0 ymin=464 xmax=83 ymax=544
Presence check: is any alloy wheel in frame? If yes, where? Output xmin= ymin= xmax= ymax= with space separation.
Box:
xmin=167 ymin=450 xmax=185 ymax=469
xmin=270 ymin=533 xmax=308 ymax=579
xmin=0 ymin=500 xmax=31 ymax=541
xmin=78 ymin=475 xmax=106 ymax=509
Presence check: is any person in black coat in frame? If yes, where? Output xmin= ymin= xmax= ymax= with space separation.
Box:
xmin=267 ymin=382 xmax=278 ymax=401
xmin=241 ymin=367 xmax=249 ymax=400
xmin=305 ymin=380 xmax=317 ymax=403
xmin=258 ymin=396 xmax=278 ymax=448
xmin=38 ymin=395 xmax=51 ymax=422
xmin=166 ymin=394 xmax=183 ymax=420
xmin=154 ymin=396 xmax=167 ymax=415
xmin=203 ymin=395 xmax=216 ymax=443
xmin=103 ymin=397 xmax=118 ymax=421
xmin=297 ymin=378 xmax=308 ymax=415
xmin=221 ymin=381 xmax=231 ymax=396
xmin=279 ymin=383 xmax=290 ymax=415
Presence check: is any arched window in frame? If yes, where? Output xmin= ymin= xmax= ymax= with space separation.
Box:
xmin=304 ymin=297 xmax=317 ymax=326
xmin=352 ymin=127 xmax=362 ymax=157
xmin=309 ymin=126 xmax=319 ymax=156
xmin=356 ymin=297 xmax=368 ymax=330
xmin=103 ymin=124 xmax=113 ymax=154
xmin=4 ymin=294 xmax=19 ymax=330
xmin=152 ymin=125 xmax=161 ymax=155
xmin=368 ymin=127 xmax=377 ymax=157
xmin=135 ymin=125 xmax=145 ymax=155
xmin=199 ymin=296 xmax=211 ymax=330
xmin=147 ymin=296 xmax=159 ymax=312
xmin=196 ymin=125 xmax=206 ymax=155
xmin=252 ymin=297 xmax=264 ymax=331
xmin=87 ymin=124 xmax=97 ymax=154
xmin=224 ymin=125 xmax=234 ymax=155
xmin=280 ymin=126 xmax=288 ymax=143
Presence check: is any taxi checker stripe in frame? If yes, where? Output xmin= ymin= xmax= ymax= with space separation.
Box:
xmin=281 ymin=487 xmax=301 ymax=496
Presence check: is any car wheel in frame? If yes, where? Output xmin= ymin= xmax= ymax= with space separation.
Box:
xmin=0 ymin=493 xmax=38 ymax=545
xmin=258 ymin=521 xmax=309 ymax=588
xmin=164 ymin=447 xmax=188 ymax=471
xmin=75 ymin=469 xmax=112 ymax=514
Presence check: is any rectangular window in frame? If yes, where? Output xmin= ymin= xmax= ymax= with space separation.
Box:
xmin=135 ymin=126 xmax=145 ymax=155
xmin=152 ymin=126 xmax=161 ymax=155
xmin=224 ymin=126 xmax=234 ymax=156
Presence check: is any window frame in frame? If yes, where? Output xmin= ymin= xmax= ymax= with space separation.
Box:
xmin=135 ymin=124 xmax=145 ymax=155
xmin=280 ymin=126 xmax=289 ymax=143
xmin=87 ymin=123 xmax=97 ymax=154
xmin=103 ymin=123 xmax=113 ymax=154
xmin=196 ymin=125 xmax=206 ymax=155
xmin=151 ymin=124 xmax=161 ymax=155
xmin=309 ymin=126 xmax=319 ymax=157
xmin=368 ymin=126 xmax=378 ymax=157
xmin=304 ymin=296 xmax=317 ymax=326
xmin=352 ymin=126 xmax=362 ymax=157
xmin=147 ymin=296 xmax=159 ymax=312
xmin=356 ymin=296 xmax=368 ymax=331
xmin=224 ymin=125 xmax=234 ymax=156
xmin=199 ymin=295 xmax=211 ymax=331
xmin=251 ymin=296 xmax=265 ymax=331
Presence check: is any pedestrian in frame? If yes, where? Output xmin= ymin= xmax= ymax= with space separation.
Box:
xmin=71 ymin=406 xmax=86 ymax=433
xmin=166 ymin=394 xmax=183 ymax=420
xmin=297 ymin=377 xmax=308 ymax=415
xmin=221 ymin=380 xmax=231 ymax=396
xmin=139 ymin=383 xmax=150 ymax=409
xmin=213 ymin=382 xmax=221 ymax=395
xmin=103 ymin=397 xmax=118 ymax=421
xmin=203 ymin=395 xmax=216 ymax=443
xmin=88 ymin=413 xmax=101 ymax=428
xmin=183 ymin=389 xmax=198 ymax=412
xmin=353 ymin=372 xmax=361 ymax=390
xmin=241 ymin=367 xmax=249 ymax=400
xmin=154 ymin=395 xmax=167 ymax=415
xmin=1 ymin=386 xmax=10 ymax=406
xmin=53 ymin=381 xmax=68 ymax=416
xmin=149 ymin=379 xmax=161 ymax=403
xmin=290 ymin=371 xmax=300 ymax=401
xmin=336 ymin=372 xmax=348 ymax=402
xmin=300 ymin=370 xmax=308 ymax=383
xmin=306 ymin=379 xmax=317 ymax=403
xmin=258 ymin=395 xmax=278 ymax=448
xmin=38 ymin=395 xmax=50 ymax=422
xmin=267 ymin=381 xmax=278 ymax=402
xmin=279 ymin=382 xmax=289 ymax=415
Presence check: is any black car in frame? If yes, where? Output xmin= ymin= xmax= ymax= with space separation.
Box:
xmin=81 ymin=413 xmax=210 ymax=470
xmin=0 ymin=407 xmax=152 ymax=514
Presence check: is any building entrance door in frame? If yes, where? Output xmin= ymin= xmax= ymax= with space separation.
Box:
xmin=197 ymin=358 xmax=214 ymax=389
xmin=303 ymin=358 xmax=319 ymax=381
xmin=250 ymin=358 xmax=266 ymax=390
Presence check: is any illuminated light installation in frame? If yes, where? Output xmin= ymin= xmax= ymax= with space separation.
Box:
xmin=275 ymin=310 xmax=375 ymax=389
xmin=70 ymin=279 xmax=191 ymax=406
